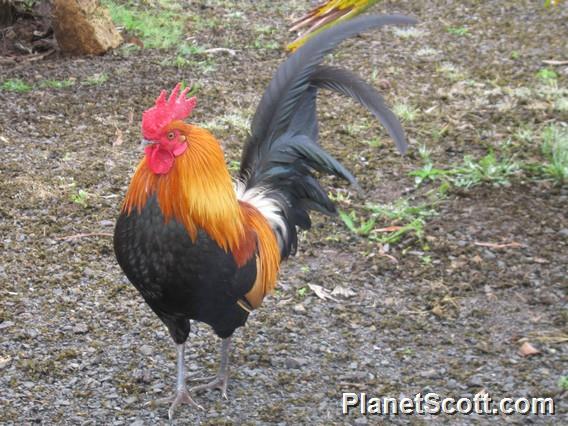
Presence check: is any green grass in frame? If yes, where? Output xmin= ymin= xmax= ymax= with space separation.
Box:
xmin=339 ymin=198 xmax=437 ymax=245
xmin=416 ymin=47 xmax=439 ymax=58
xmin=410 ymin=152 xmax=521 ymax=189
xmin=39 ymin=79 xmax=75 ymax=89
xmin=84 ymin=73 xmax=109 ymax=86
xmin=1 ymin=78 xmax=77 ymax=93
xmin=177 ymin=42 xmax=205 ymax=57
xmin=228 ymin=160 xmax=240 ymax=172
xmin=342 ymin=120 xmax=370 ymax=136
xmin=393 ymin=27 xmax=425 ymax=39
xmin=364 ymin=137 xmax=382 ymax=148
xmin=71 ymin=189 xmax=88 ymax=207
xmin=163 ymin=41 xmax=216 ymax=72
xmin=253 ymin=38 xmax=279 ymax=51
xmin=447 ymin=26 xmax=469 ymax=36
xmin=1 ymin=79 xmax=32 ymax=93
xmin=338 ymin=210 xmax=376 ymax=237
xmin=437 ymin=62 xmax=466 ymax=82
xmin=536 ymin=68 xmax=558 ymax=84
xmin=393 ymin=102 xmax=418 ymax=122
xmin=453 ymin=153 xmax=520 ymax=188
xmin=555 ymin=97 xmax=568 ymax=112
xmin=103 ymin=0 xmax=186 ymax=49
xmin=365 ymin=198 xmax=436 ymax=224
xmin=540 ymin=125 xmax=568 ymax=184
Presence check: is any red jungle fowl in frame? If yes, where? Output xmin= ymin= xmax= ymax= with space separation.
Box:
xmin=114 ymin=14 xmax=416 ymax=419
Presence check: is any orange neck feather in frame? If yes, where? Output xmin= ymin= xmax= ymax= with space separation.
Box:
xmin=122 ymin=123 xmax=245 ymax=254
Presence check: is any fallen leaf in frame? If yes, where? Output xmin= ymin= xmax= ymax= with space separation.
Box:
xmin=307 ymin=284 xmax=337 ymax=301
xmin=431 ymin=305 xmax=445 ymax=318
xmin=331 ymin=286 xmax=356 ymax=298
xmin=474 ymin=241 xmax=525 ymax=249
xmin=113 ymin=128 xmax=123 ymax=146
xmin=471 ymin=255 xmax=483 ymax=264
xmin=519 ymin=341 xmax=540 ymax=357
xmin=374 ymin=226 xmax=403 ymax=233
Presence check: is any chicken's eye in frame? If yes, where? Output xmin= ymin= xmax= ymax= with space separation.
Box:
xmin=167 ymin=131 xmax=175 ymax=141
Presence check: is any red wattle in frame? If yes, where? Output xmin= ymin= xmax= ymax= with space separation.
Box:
xmin=147 ymin=146 xmax=174 ymax=174
xmin=172 ymin=141 xmax=187 ymax=157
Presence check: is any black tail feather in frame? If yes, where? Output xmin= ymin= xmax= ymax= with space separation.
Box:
xmin=311 ymin=66 xmax=408 ymax=154
xmin=238 ymin=14 xmax=416 ymax=258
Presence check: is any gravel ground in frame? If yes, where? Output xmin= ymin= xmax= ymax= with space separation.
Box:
xmin=0 ymin=0 xmax=567 ymax=424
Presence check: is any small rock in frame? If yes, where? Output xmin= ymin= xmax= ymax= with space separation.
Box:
xmin=420 ymin=368 xmax=437 ymax=379
xmin=125 ymin=396 xmax=138 ymax=405
xmin=446 ymin=379 xmax=460 ymax=390
xmin=293 ymin=304 xmax=306 ymax=313
xmin=0 ymin=321 xmax=15 ymax=330
xmin=83 ymin=267 xmax=95 ymax=277
xmin=129 ymin=420 xmax=144 ymax=426
xmin=0 ymin=356 xmax=12 ymax=369
xmin=468 ymin=376 xmax=483 ymax=387
xmin=26 ymin=329 xmax=39 ymax=338
xmin=354 ymin=418 xmax=368 ymax=425
xmin=482 ymin=249 xmax=496 ymax=260
xmin=99 ymin=220 xmax=114 ymax=227
xmin=73 ymin=323 xmax=89 ymax=334
xmin=140 ymin=345 xmax=153 ymax=356
xmin=284 ymin=357 xmax=306 ymax=369
xmin=559 ymin=228 xmax=568 ymax=238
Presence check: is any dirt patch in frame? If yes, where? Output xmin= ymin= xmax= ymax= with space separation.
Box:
xmin=0 ymin=0 xmax=566 ymax=424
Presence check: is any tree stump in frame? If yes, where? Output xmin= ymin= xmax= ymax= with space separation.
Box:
xmin=52 ymin=0 xmax=122 ymax=55
xmin=0 ymin=0 xmax=15 ymax=28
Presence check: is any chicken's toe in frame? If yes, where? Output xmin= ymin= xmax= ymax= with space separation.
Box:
xmin=147 ymin=387 xmax=204 ymax=419
xmin=189 ymin=374 xmax=229 ymax=400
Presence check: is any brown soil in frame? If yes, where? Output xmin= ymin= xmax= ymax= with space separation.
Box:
xmin=0 ymin=0 xmax=566 ymax=424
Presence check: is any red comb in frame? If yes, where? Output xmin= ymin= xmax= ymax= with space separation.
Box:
xmin=141 ymin=83 xmax=197 ymax=140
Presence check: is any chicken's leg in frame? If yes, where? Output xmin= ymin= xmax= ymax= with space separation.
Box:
xmin=149 ymin=343 xmax=203 ymax=419
xmin=189 ymin=337 xmax=232 ymax=399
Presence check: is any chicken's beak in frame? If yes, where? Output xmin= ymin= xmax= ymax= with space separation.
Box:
xmin=140 ymin=139 xmax=156 ymax=151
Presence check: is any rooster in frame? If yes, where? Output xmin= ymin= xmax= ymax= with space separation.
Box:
xmin=114 ymin=14 xmax=416 ymax=419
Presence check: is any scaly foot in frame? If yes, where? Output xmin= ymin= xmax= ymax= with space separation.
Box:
xmin=147 ymin=387 xmax=204 ymax=420
xmin=189 ymin=374 xmax=229 ymax=400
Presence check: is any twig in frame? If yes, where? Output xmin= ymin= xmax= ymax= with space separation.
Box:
xmin=57 ymin=232 xmax=113 ymax=241
xmin=374 ymin=226 xmax=403 ymax=233
xmin=542 ymin=59 xmax=568 ymax=66
xmin=204 ymin=48 xmax=239 ymax=56
xmin=474 ymin=241 xmax=526 ymax=249
xmin=378 ymin=245 xmax=398 ymax=263
xmin=0 ymin=49 xmax=55 ymax=66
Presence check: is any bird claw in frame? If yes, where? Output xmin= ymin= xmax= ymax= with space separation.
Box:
xmin=187 ymin=373 xmax=217 ymax=383
xmin=189 ymin=375 xmax=229 ymax=400
xmin=146 ymin=387 xmax=204 ymax=420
